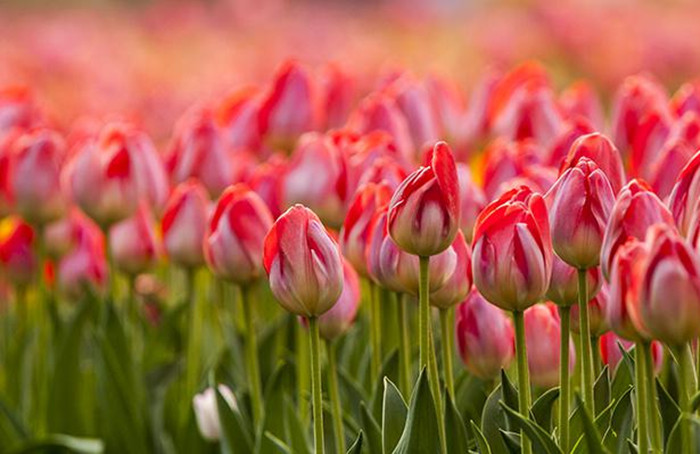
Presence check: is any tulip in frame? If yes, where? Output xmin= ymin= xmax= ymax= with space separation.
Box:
xmin=600 ymin=179 xmax=674 ymax=278
xmin=599 ymin=333 xmax=663 ymax=375
xmin=429 ymin=230 xmax=472 ymax=309
xmin=455 ymin=289 xmax=514 ymax=379
xmin=559 ymin=81 xmax=604 ymax=129
xmin=560 ymin=133 xmax=626 ymax=194
xmin=320 ymin=63 xmax=355 ymax=130
xmin=669 ymin=149 xmax=700 ymax=236
xmin=546 ymin=255 xmax=601 ymax=307
xmin=571 ymin=283 xmax=609 ymax=337
xmin=0 ymin=217 xmax=36 ymax=286
xmin=161 ymin=180 xmax=210 ymax=269
xmin=192 ymin=385 xmax=238 ymax=442
xmin=10 ymin=129 xmax=68 ymax=226
xmin=546 ymin=117 xmax=595 ymax=169
xmin=109 ymin=204 xmax=160 ymax=277
xmin=481 ymin=139 xmax=540 ymax=200
xmin=524 ymin=303 xmax=576 ymax=388
xmin=283 ymin=132 xmax=351 ymax=228
xmin=217 ymin=87 xmax=263 ymax=153
xmin=628 ymin=107 xmax=672 ymax=180
xmin=356 ymin=155 xmax=408 ymax=192
xmin=0 ymin=138 xmax=12 ymax=216
xmin=317 ymin=259 xmax=360 ymax=341
xmin=57 ymin=221 xmax=107 ymax=298
xmin=0 ymin=85 xmax=42 ymax=135
xmin=44 ymin=208 xmax=98 ymax=259
xmin=388 ymin=76 xmax=440 ymax=151
xmin=246 ymin=155 xmax=286 ymax=218
xmin=671 ymin=81 xmax=700 ymax=117
xmin=388 ymin=141 xmax=460 ymax=257
xmin=203 ymin=184 xmax=273 ymax=285
xmin=425 ymin=74 xmax=469 ymax=155
xmin=455 ymin=163 xmax=486 ymax=243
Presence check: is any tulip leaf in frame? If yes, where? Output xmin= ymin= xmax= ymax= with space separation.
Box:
xmin=263 ymin=432 xmax=291 ymax=454
xmin=594 ymin=365 xmax=610 ymax=415
xmin=500 ymin=402 xmax=562 ymax=454
xmin=372 ymin=350 xmax=399 ymax=421
xmin=691 ymin=391 xmax=700 ymax=412
xmin=455 ymin=373 xmax=490 ymax=425
xmin=347 ymin=430 xmax=364 ymax=454
xmin=282 ymin=397 xmax=310 ymax=454
xmin=391 ymin=369 xmax=441 ymax=454
xmin=360 ymin=402 xmax=382 ymax=454
xmin=381 ymin=378 xmax=407 ymax=454
xmin=0 ymin=396 xmax=27 ymax=445
xmin=657 ymin=377 xmax=681 ymax=441
xmin=7 ymin=434 xmax=104 ymax=454
xmin=498 ymin=429 xmax=520 ymax=453
xmin=257 ymin=362 xmax=294 ymax=454
xmin=610 ymin=353 xmax=634 ymax=402
xmin=481 ymin=385 xmax=511 ymax=454
xmin=470 ymin=420 xmax=492 ymax=454
xmin=500 ymin=370 xmax=519 ymax=410
xmin=444 ymin=390 xmax=468 ymax=454
xmin=665 ymin=413 xmax=700 ymax=454
xmin=531 ymin=387 xmax=560 ymax=432
xmin=216 ymin=385 xmax=254 ymax=454
xmin=604 ymin=386 xmax=633 ymax=454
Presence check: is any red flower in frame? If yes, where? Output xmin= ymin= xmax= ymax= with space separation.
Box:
xmin=524 ymin=302 xmax=575 ymax=388
xmin=109 ymin=204 xmax=160 ymax=276
xmin=0 ymin=217 xmax=36 ymax=285
xmin=161 ymin=180 xmax=210 ymax=269
xmin=560 ymin=133 xmax=626 ymax=194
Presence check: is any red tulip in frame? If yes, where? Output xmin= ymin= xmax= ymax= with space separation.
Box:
xmin=559 ymin=81 xmax=604 ymax=129
xmin=205 ymin=184 xmax=274 ymax=284
xmin=246 ymin=155 xmax=286 ymax=219
xmin=217 ymin=87 xmax=263 ymax=153
xmin=669 ymin=149 xmax=700 ymax=236
xmin=0 ymin=217 xmax=36 ymax=285
xmin=263 ymin=204 xmax=343 ymax=317
xmin=57 ymin=219 xmax=106 ymax=297
xmin=546 ymin=255 xmax=601 ymax=307
xmin=639 ymin=224 xmax=700 ymax=346
xmin=571 ymin=283 xmax=609 ymax=336
xmin=387 ymin=141 xmax=460 ymax=257
xmin=44 ymin=208 xmax=96 ymax=259
xmin=493 ymin=165 xmax=558 ymax=200
xmin=607 ymin=239 xmax=650 ymax=342
xmin=647 ymin=113 xmax=700 ymax=198
xmin=481 ymin=139 xmax=540 ymax=200
xmin=425 ymin=74 xmax=469 ymax=153
xmin=356 ymin=155 xmax=409 ymax=192
xmin=599 ymin=333 xmax=663 ymax=374
xmin=161 ymin=180 xmax=210 ymax=269
xmin=0 ymin=85 xmax=43 ymax=135
xmin=455 ymin=289 xmax=515 ymax=379
xmin=388 ymin=76 xmax=440 ymax=151
xmin=546 ymin=117 xmax=595 ymax=168
xmin=628 ymin=107 xmax=671 ymax=180
xmin=600 ymin=179 xmax=674 ymax=278
xmin=0 ymin=137 xmax=12 ymax=216
xmin=463 ymin=70 xmax=499 ymax=145
xmin=340 ymin=182 xmax=393 ymax=277
xmin=320 ymin=63 xmax=355 ymax=130
xmin=670 ymin=81 xmax=700 ymax=117
xmin=317 ymin=259 xmax=361 ymax=341
xmin=283 ymin=132 xmax=351 ymax=228
xmin=472 ymin=186 xmax=552 ymax=312
xmin=525 ymin=302 xmax=575 ymax=387
xmin=546 ymin=157 xmax=615 ymax=270
xmin=455 ymin=163 xmax=486 ymax=243
xmin=109 ymin=204 xmax=160 ymax=276
xmin=560 ymin=133 xmax=626 ymax=194
xmin=9 ymin=129 xmax=67 ymax=225
xmin=430 ymin=231 xmax=472 ymax=309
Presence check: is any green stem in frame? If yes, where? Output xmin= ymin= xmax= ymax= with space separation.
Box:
xmin=33 ymin=225 xmax=48 ymax=435
xmin=368 ymin=281 xmax=382 ymax=379
xmin=439 ymin=308 xmax=455 ymax=398
xmin=635 ymin=343 xmax=649 ymax=454
xmin=241 ymin=285 xmax=263 ymax=427
xmin=183 ymin=270 xmax=200 ymax=427
xmin=327 ymin=340 xmax=345 ymax=453
xmin=592 ymin=335 xmax=601 ymax=378
xmin=296 ymin=318 xmax=310 ymax=422
xmin=308 ymin=317 xmax=325 ymax=454
xmin=397 ymin=293 xmax=412 ymax=396
xmin=577 ymin=269 xmax=595 ymax=415
xmin=513 ymin=310 xmax=532 ymax=454
xmin=558 ymin=306 xmax=571 ymax=453
xmin=677 ymin=344 xmax=695 ymax=452
xmin=643 ymin=342 xmax=662 ymax=453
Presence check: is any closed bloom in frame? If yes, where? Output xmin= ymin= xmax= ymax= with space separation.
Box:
xmin=217 ymin=87 xmax=263 ymax=153
xmin=571 ymin=282 xmax=609 ymax=336
xmin=0 ymin=138 xmax=12 ymax=216
xmin=10 ymin=129 xmax=68 ymax=225
xmin=109 ymin=204 xmax=160 ymax=276
xmin=599 ymin=332 xmax=663 ymax=374
xmin=546 ymin=157 xmax=614 ymax=270
xmin=264 ymin=205 xmax=343 ymax=317
xmin=472 ymin=186 xmax=552 ymax=312
xmin=0 ymin=217 xmax=36 ymax=285
xmin=456 ymin=289 xmax=515 ymax=379
xmin=161 ymin=180 xmax=210 ymax=269
xmin=560 ymin=133 xmax=626 ymax=194
xmin=388 ymin=141 xmax=460 ymax=257
xmin=639 ymin=224 xmax=700 ymax=346
xmin=669 ymin=149 xmax=700 ymax=236
xmin=44 ymin=208 xmax=96 ymax=259
xmin=205 ymin=184 xmax=273 ymax=284
xmin=246 ymin=155 xmax=286 ymax=218
xmin=317 ymin=259 xmax=361 ymax=341
xmin=525 ymin=302 xmax=576 ymax=388
xmin=611 ymin=75 xmax=668 ymax=154
xmin=600 ymin=179 xmax=674 ymax=278
xmin=456 ymin=163 xmax=486 ymax=243
xmin=192 ymin=385 xmax=238 ymax=442
xmin=430 ymin=231 xmax=472 ymax=309
xmin=57 ymin=221 xmax=106 ymax=297
xmin=340 ymin=182 xmax=392 ymax=277
xmin=546 ymin=255 xmax=601 ymax=307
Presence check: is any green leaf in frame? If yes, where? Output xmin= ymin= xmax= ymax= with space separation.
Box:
xmin=0 ymin=396 xmax=27 ymax=446
xmin=283 ymin=398 xmax=310 ymax=454
xmin=257 ymin=362 xmax=294 ymax=454
xmin=665 ymin=413 xmax=700 ymax=453
xmin=603 ymin=386 xmax=633 ymax=454
xmin=347 ymin=431 xmax=364 ymax=454
xmin=217 ymin=385 xmax=254 ymax=454
xmin=691 ymin=391 xmax=700 ymax=412
xmin=8 ymin=434 xmax=104 ymax=454
xmin=500 ymin=402 xmax=562 ymax=454
xmin=263 ymin=432 xmax=292 ymax=454
xmin=360 ymin=402 xmax=381 ymax=454
xmin=481 ymin=385 xmax=511 ymax=454
xmin=455 ymin=374 xmax=490 ymax=425
xmin=444 ymin=390 xmax=468 ymax=454
xmin=392 ymin=369 xmax=440 ymax=454
xmin=500 ymin=370 xmax=518 ymax=410
xmin=470 ymin=420 xmax=492 ymax=454
xmin=531 ymin=387 xmax=560 ymax=432
xmin=657 ymin=377 xmax=681 ymax=442
xmin=381 ymin=378 xmax=407 ymax=454
xmin=372 ymin=350 xmax=399 ymax=422
xmin=498 ymin=430 xmax=520 ymax=453
xmin=594 ymin=366 xmax=610 ymax=415
xmin=610 ymin=353 xmax=634 ymax=402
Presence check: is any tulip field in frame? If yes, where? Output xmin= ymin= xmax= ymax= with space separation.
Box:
xmin=7 ymin=1 xmax=700 ymax=454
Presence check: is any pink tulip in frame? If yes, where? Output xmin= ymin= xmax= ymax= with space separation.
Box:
xmin=546 ymin=117 xmax=595 ymax=168
xmin=599 ymin=333 xmax=663 ymax=374
xmin=387 ymin=76 xmax=440 ymax=151
xmin=571 ymin=283 xmax=609 ymax=336
xmin=455 ymin=289 xmax=515 ymax=379
xmin=455 ymin=163 xmax=486 ymax=243
xmin=317 ymin=259 xmax=361 ymax=341
xmin=670 ymin=81 xmax=700 ymax=117
xmin=320 ymin=63 xmax=355 ymax=130
xmin=647 ymin=113 xmax=700 ymax=198
xmin=245 ymin=155 xmax=286 ymax=219
xmin=525 ymin=302 xmax=576 ymax=388
xmin=481 ymin=139 xmax=540 ymax=200
xmin=109 ymin=204 xmax=160 ymax=276
xmin=0 ymin=86 xmax=43 ymax=136
xmin=263 ymin=204 xmax=343 ymax=317
xmin=387 ymin=141 xmax=460 ymax=257
xmin=560 ymin=133 xmax=626 ymax=194
xmin=546 ymin=157 xmax=615 ymax=270
xmin=0 ymin=137 xmax=12 ymax=216
xmin=628 ymin=107 xmax=672 ymax=180
xmin=44 ymin=208 xmax=95 ymax=259
xmin=204 ymin=184 xmax=273 ymax=284
xmin=57 ymin=220 xmax=106 ymax=297
xmin=356 ymin=155 xmax=409 ymax=192
xmin=217 ymin=87 xmax=263 ymax=153
xmin=0 ymin=217 xmax=36 ymax=285
xmin=669 ymin=149 xmax=700 ymax=236
xmin=559 ymin=81 xmax=604 ymax=129
xmin=161 ymin=180 xmax=210 ymax=269
xmin=430 ymin=231 xmax=472 ymax=309
xmin=546 ymin=255 xmax=601 ymax=307
xmin=472 ymin=186 xmax=552 ymax=312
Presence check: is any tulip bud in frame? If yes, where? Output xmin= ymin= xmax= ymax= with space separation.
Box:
xmin=455 ymin=163 xmax=486 ymax=243
xmin=389 ymin=77 xmax=440 ymax=151
xmin=430 ymin=231 xmax=472 ymax=309
xmin=525 ymin=302 xmax=576 ymax=388
xmin=317 ymin=259 xmax=361 ymax=341
xmin=340 ymin=182 xmax=392 ymax=276
xmin=628 ymin=108 xmax=672 ymax=180
xmin=546 ymin=157 xmax=615 ymax=270
xmin=425 ymin=75 xmax=469 ymax=154
xmin=388 ymin=141 xmax=460 ymax=257
xmin=264 ymin=205 xmax=343 ymax=317
xmin=0 ymin=85 xmax=43 ymax=135
xmin=599 ymin=332 xmax=664 ymax=374
xmin=320 ymin=63 xmax=355 ymax=130
xmin=10 ymin=129 xmax=67 ymax=225
xmin=600 ymin=179 xmax=674 ymax=278
xmin=669 ymin=149 xmax=700 ymax=236
xmin=639 ymin=224 xmax=700 ymax=346
xmin=546 ymin=117 xmax=595 ymax=168
xmin=455 ymin=289 xmax=515 ymax=379
xmin=44 ymin=208 xmax=94 ymax=259
xmin=482 ymin=139 xmax=540 ymax=200
xmin=472 ymin=186 xmax=552 ymax=312
xmin=560 ymin=133 xmax=626 ymax=194
xmin=546 ymin=255 xmax=601 ymax=307
xmin=217 ymin=87 xmax=263 ymax=153
xmin=161 ymin=180 xmax=210 ymax=269
xmin=671 ymin=81 xmax=700 ymax=117
xmin=0 ymin=139 xmax=12 ymax=217
xmin=559 ymin=81 xmax=604 ymax=129
xmin=0 ymin=217 xmax=36 ymax=286
xmin=192 ymin=385 xmax=238 ymax=442
xmin=109 ymin=204 xmax=160 ymax=276
xmin=57 ymin=222 xmax=106 ymax=297
xmin=204 ymin=184 xmax=273 ymax=284
xmin=356 ymin=155 xmax=409 ymax=192
xmin=571 ymin=283 xmax=609 ymax=336
xmin=246 ymin=155 xmax=286 ymax=218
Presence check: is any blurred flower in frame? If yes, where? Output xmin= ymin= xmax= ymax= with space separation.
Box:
xmin=387 ymin=76 xmax=440 ymax=151
xmin=192 ymin=385 xmax=238 ymax=442
xmin=320 ymin=63 xmax=355 ymax=130
xmin=246 ymin=154 xmax=286 ymax=218
xmin=455 ymin=163 xmax=486 ymax=243
xmin=546 ymin=117 xmax=595 ymax=169
xmin=161 ymin=180 xmax=210 ymax=269
xmin=57 ymin=220 xmax=106 ymax=297
xmin=571 ymin=282 xmax=609 ymax=336
xmin=525 ymin=302 xmax=576 ymax=388
xmin=546 ymin=255 xmax=601 ymax=307
xmin=44 ymin=208 xmax=96 ymax=259
xmin=559 ymin=81 xmax=604 ymax=129
xmin=599 ymin=333 xmax=663 ymax=374
xmin=217 ymin=87 xmax=263 ymax=153
xmin=109 ymin=204 xmax=160 ymax=276
xmin=669 ymin=149 xmax=700 ymax=236
xmin=429 ymin=231 xmax=472 ymax=309
xmin=671 ymin=81 xmax=700 ymax=117
xmin=0 ymin=217 xmax=36 ymax=286
xmin=0 ymin=86 xmax=43 ymax=136
xmin=481 ymin=139 xmax=541 ymax=200
xmin=317 ymin=259 xmax=361 ymax=341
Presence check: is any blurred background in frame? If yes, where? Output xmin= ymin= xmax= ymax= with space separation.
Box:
xmin=1 ymin=0 xmax=699 ymax=141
